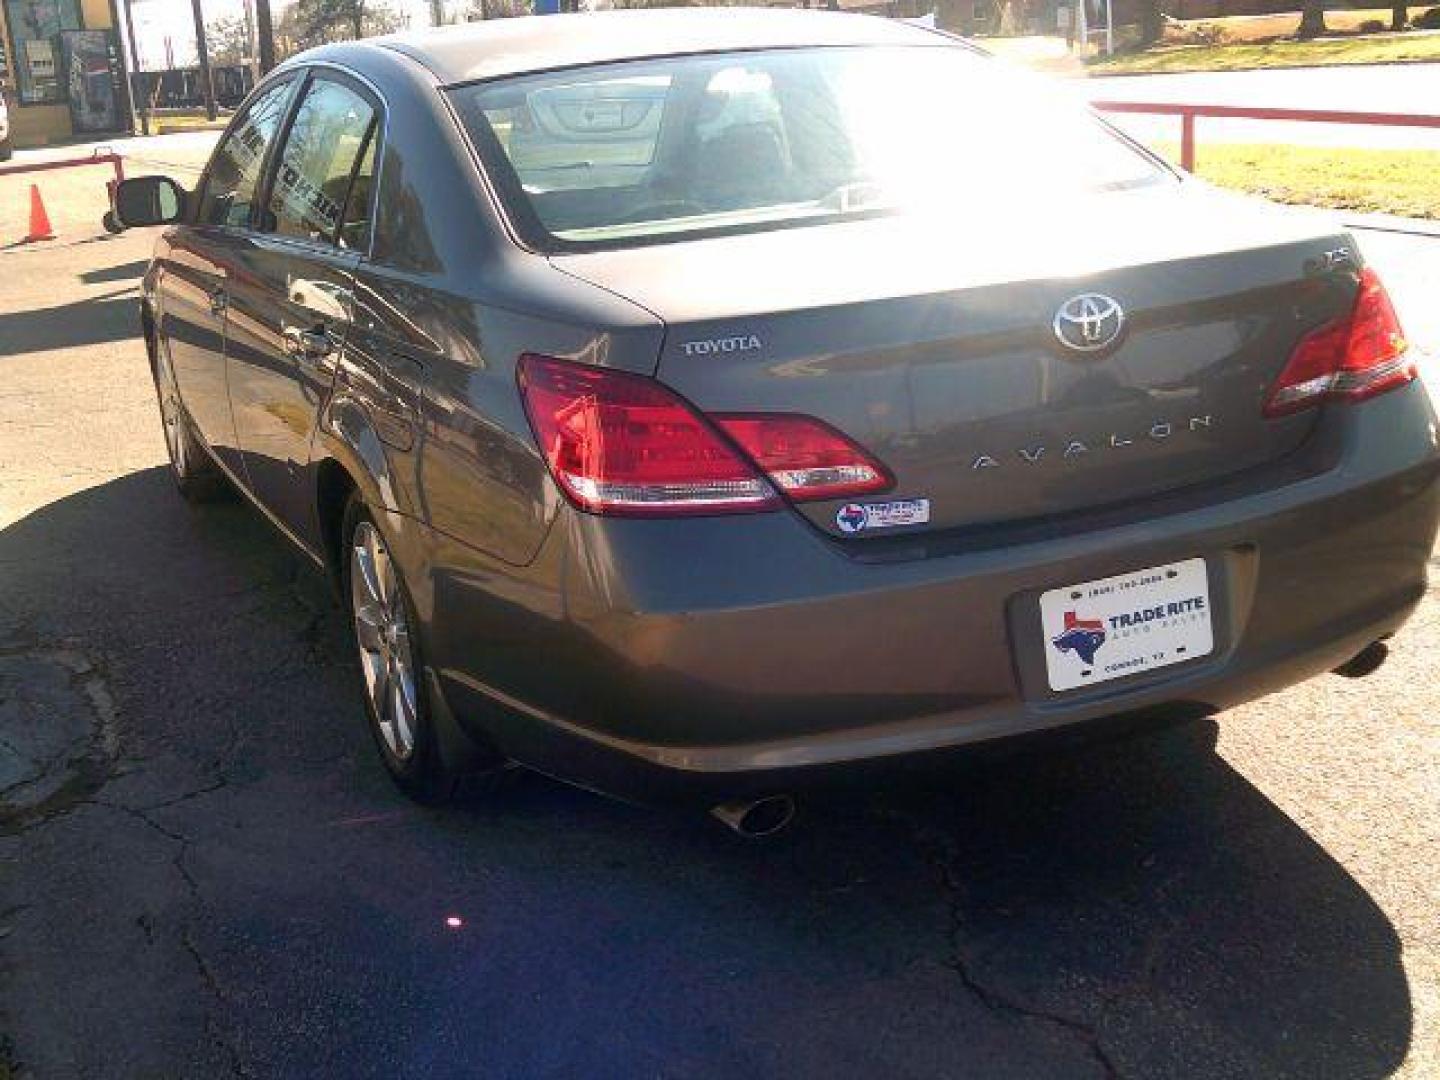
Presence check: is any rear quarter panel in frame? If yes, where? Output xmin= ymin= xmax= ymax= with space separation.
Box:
xmin=307 ymin=43 xmax=666 ymax=568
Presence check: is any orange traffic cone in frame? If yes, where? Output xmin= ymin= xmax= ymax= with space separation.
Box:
xmin=25 ymin=184 xmax=55 ymax=243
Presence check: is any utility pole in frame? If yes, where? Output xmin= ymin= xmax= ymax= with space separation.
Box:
xmin=242 ymin=0 xmax=256 ymax=77
xmin=112 ymin=0 xmax=148 ymax=135
xmin=254 ymin=0 xmax=275 ymax=73
xmin=129 ymin=0 xmax=150 ymax=134
xmin=190 ymin=0 xmax=217 ymax=120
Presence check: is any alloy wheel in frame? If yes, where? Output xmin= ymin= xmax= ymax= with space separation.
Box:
xmin=155 ymin=349 xmax=187 ymax=478
xmin=350 ymin=521 xmax=418 ymax=761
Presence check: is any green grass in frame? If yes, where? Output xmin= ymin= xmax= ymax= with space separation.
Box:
xmin=1154 ymin=142 xmax=1440 ymax=219
xmin=1088 ymin=31 xmax=1440 ymax=73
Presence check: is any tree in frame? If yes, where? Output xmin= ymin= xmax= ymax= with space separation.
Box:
xmin=1135 ymin=0 xmax=1164 ymax=45
xmin=207 ymin=14 xmax=252 ymax=65
xmin=273 ymin=6 xmax=307 ymax=59
xmin=1391 ymin=3 xmax=1408 ymax=30
xmin=464 ymin=0 xmax=530 ymax=17
xmin=1296 ymin=0 xmax=1327 ymax=38
xmin=255 ymin=0 xmax=276 ymax=72
xmin=290 ymin=0 xmax=406 ymax=48
xmin=934 ymin=0 xmax=979 ymax=33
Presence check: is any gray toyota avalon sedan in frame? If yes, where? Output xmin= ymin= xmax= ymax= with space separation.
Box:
xmin=114 ymin=9 xmax=1439 ymax=834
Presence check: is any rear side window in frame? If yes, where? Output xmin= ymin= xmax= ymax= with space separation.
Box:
xmin=267 ymin=77 xmax=377 ymax=248
xmin=199 ymin=78 xmax=295 ymax=229
xmin=338 ymin=131 xmax=378 ymax=252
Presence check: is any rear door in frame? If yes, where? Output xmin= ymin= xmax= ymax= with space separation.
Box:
xmin=160 ymin=75 xmax=297 ymax=477
xmin=224 ymin=70 xmax=380 ymax=549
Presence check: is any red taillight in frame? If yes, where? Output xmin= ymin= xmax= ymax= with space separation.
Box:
xmin=713 ymin=414 xmax=892 ymax=501
xmin=518 ymin=353 xmax=777 ymax=516
xmin=1264 ymin=267 xmax=1415 ymax=418
xmin=517 ymin=354 xmax=893 ymax=517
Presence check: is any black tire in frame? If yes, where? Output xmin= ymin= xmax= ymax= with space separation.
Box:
xmin=150 ymin=336 xmax=228 ymax=502
xmin=0 ymin=138 xmax=12 ymax=163
xmin=342 ymin=495 xmax=469 ymax=804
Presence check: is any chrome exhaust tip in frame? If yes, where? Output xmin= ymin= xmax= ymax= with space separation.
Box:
xmin=711 ymin=795 xmax=796 ymax=838
xmin=1333 ymin=640 xmax=1389 ymax=679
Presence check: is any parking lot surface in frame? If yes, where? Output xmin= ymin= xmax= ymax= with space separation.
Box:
xmin=1 ymin=213 xmax=1437 ymax=1078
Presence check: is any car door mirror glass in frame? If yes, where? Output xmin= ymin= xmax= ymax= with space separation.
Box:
xmin=114 ymin=176 xmax=187 ymax=228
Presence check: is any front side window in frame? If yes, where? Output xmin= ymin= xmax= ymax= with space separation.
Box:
xmin=450 ymin=46 xmax=1170 ymax=250
xmin=199 ymin=78 xmax=295 ymax=229
xmin=266 ymin=77 xmax=377 ymax=248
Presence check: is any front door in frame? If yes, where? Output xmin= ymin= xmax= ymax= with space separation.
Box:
xmin=157 ymin=234 xmax=234 ymax=471
xmin=161 ymin=75 xmax=297 ymax=475
xmin=225 ymin=72 xmax=381 ymax=550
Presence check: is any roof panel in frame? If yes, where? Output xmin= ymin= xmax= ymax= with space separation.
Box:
xmin=375 ymin=8 xmax=952 ymax=85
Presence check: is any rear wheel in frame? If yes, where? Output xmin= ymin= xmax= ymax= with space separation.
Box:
xmin=0 ymin=139 xmax=12 ymax=163
xmin=344 ymin=497 xmax=469 ymax=803
xmin=152 ymin=336 xmax=227 ymax=501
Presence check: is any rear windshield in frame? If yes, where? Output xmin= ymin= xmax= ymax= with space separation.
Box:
xmin=449 ymin=45 xmax=1171 ymax=250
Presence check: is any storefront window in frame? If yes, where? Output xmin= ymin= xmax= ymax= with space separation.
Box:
xmin=4 ymin=0 xmax=82 ymax=104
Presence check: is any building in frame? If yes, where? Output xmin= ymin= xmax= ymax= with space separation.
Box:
xmin=0 ymin=0 xmax=130 ymax=147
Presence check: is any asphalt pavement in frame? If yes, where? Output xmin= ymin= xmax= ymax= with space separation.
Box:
xmin=1 ymin=205 xmax=1438 ymax=1077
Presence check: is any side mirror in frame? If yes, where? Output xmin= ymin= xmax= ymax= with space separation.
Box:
xmin=113 ymin=176 xmax=187 ymax=229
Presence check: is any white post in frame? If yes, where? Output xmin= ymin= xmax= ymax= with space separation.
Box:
xmin=1076 ymin=0 xmax=1088 ymax=56
xmin=1104 ymin=0 xmax=1114 ymax=55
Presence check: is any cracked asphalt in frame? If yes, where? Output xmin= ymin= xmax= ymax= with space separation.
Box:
xmin=1 ymin=218 xmax=1438 ymax=1079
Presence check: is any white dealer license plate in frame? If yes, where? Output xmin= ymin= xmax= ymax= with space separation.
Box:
xmin=1039 ymin=558 xmax=1213 ymax=692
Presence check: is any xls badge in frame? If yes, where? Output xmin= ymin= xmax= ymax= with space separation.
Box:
xmin=836 ymin=498 xmax=930 ymax=534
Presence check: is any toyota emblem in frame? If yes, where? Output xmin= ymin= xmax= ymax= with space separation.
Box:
xmin=1053 ymin=293 xmax=1125 ymax=354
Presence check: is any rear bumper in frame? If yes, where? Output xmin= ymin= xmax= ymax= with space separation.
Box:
xmin=430 ymin=380 xmax=1440 ymax=803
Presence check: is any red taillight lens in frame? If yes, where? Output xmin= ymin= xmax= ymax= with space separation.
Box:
xmin=713 ymin=414 xmax=892 ymax=501
xmin=1264 ymin=267 xmax=1415 ymax=417
xmin=517 ymin=354 xmax=777 ymax=516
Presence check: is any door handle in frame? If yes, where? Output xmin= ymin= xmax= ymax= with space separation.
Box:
xmin=283 ymin=324 xmax=335 ymax=360
xmin=208 ymin=289 xmax=228 ymax=317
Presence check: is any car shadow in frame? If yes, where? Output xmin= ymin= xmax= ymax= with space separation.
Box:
xmin=0 ymin=291 xmax=138 ymax=356
xmin=0 ymin=466 xmax=1413 ymax=1079
xmin=77 ymin=259 xmax=147 ymax=286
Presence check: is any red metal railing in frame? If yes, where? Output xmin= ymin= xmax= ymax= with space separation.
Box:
xmin=0 ymin=149 xmax=128 ymax=219
xmin=0 ymin=149 xmax=127 ymax=184
xmin=1090 ymin=101 xmax=1440 ymax=171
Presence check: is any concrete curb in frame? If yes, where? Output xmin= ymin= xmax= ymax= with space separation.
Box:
xmin=1341 ymin=211 xmax=1440 ymax=238
xmin=1283 ymin=203 xmax=1440 ymax=239
xmin=1076 ymin=55 xmax=1440 ymax=78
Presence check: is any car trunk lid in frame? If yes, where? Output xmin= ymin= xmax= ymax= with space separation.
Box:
xmin=549 ymin=188 xmax=1357 ymax=538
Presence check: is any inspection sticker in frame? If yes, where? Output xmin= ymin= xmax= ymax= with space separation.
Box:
xmin=835 ymin=498 xmax=930 ymax=534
